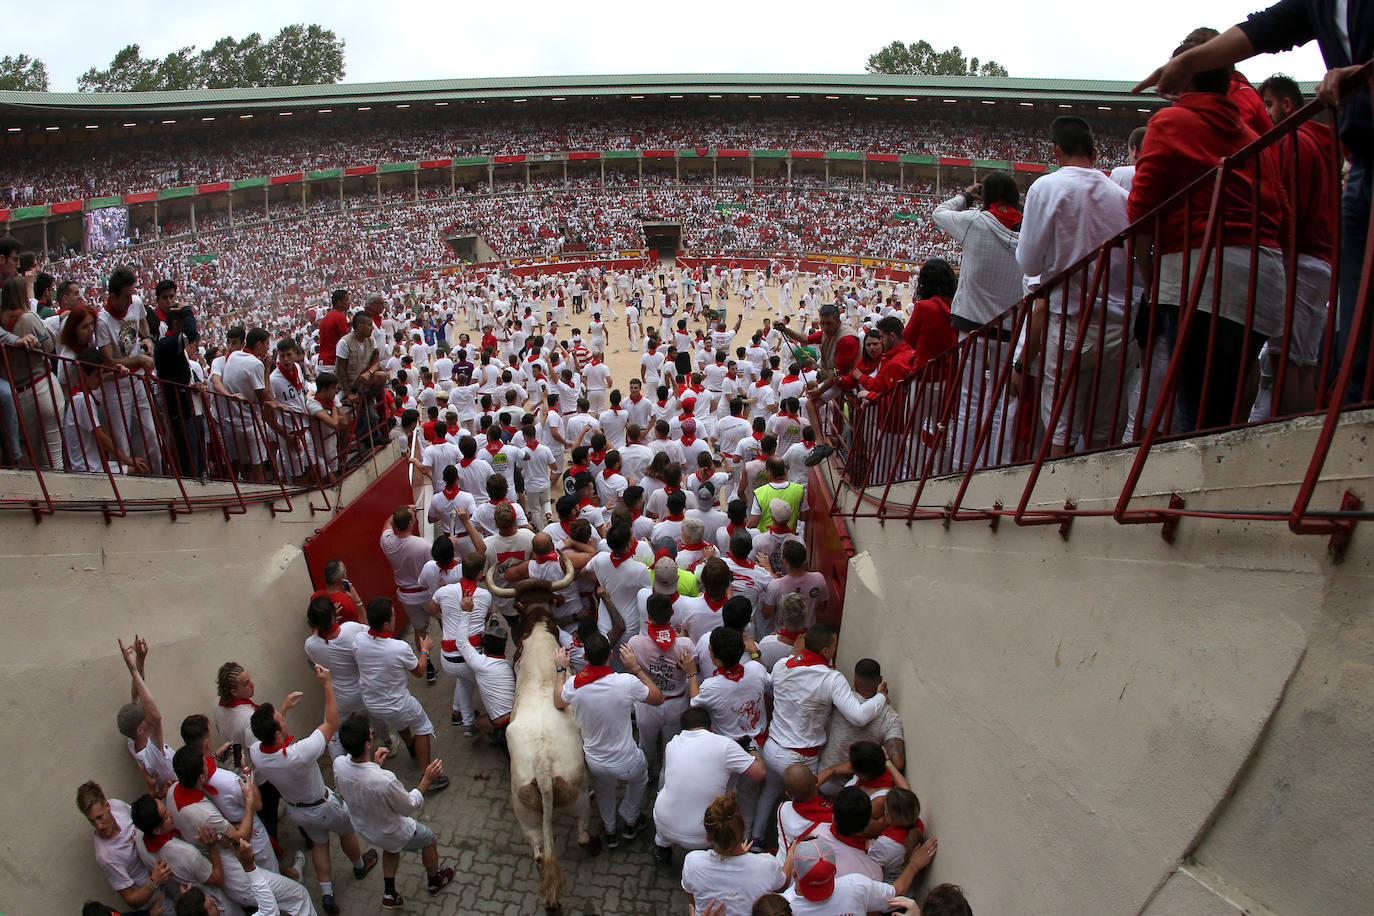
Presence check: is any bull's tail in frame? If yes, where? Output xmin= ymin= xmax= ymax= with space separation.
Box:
xmin=537 ymin=769 xmax=563 ymax=909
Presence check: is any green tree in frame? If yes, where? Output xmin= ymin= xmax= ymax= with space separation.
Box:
xmin=263 ymin=24 xmax=346 ymax=86
xmin=0 ymin=54 xmax=49 ymax=91
xmin=866 ymin=40 xmax=1009 ymax=78
xmin=79 ymin=44 xmax=158 ymax=92
xmin=77 ymin=25 xmax=345 ymax=92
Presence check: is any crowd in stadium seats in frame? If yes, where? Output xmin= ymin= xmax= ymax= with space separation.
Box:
xmin=0 ymin=106 xmax=1135 ymax=206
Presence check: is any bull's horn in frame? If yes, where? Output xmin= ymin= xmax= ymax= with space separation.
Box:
xmin=485 ymin=565 xmax=516 ymax=598
xmin=552 ymin=555 xmax=575 ymax=591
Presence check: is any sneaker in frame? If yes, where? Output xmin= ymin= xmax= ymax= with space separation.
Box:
xmin=604 ymin=828 xmax=620 ymax=850
xmin=427 ymin=774 xmax=451 ymax=793
xmin=804 ymin=443 xmax=835 ymax=467
xmin=464 ymin=724 xmax=478 ymax=738
xmin=621 ymin=817 xmax=645 ymax=840
xmin=427 ymin=866 xmax=456 ymax=895
xmin=450 ymin=710 xmax=463 ymax=727
xmin=381 ymin=891 xmax=405 ymax=908
xmin=652 ymin=844 xmax=672 ymax=867
xmin=353 ymin=848 xmax=379 ymax=880
xmin=321 ymin=894 xmax=340 ymax=915
xmin=425 ymin=659 xmax=438 ymax=685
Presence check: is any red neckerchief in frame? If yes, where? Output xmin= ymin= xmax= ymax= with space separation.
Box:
xmin=202 ymin=756 xmax=219 ymax=795
xmin=858 ymin=770 xmax=896 ymax=790
xmin=752 ymin=431 xmax=763 ymax=441
xmin=142 ymin=830 xmax=180 ymax=853
xmin=647 ymin=621 xmax=677 ymax=652
xmin=320 ymin=623 xmax=342 ymax=643
xmin=680 ymin=540 xmax=707 ymax=552
xmin=577 ymin=497 xmax=592 ymax=510
xmin=559 ymin=518 xmax=575 ymax=536
xmin=777 ymin=627 xmax=806 ymax=642
xmin=786 ymin=649 xmax=830 ymax=668
xmin=695 ymin=469 xmax=713 ymax=483
xmin=986 ymin=202 xmax=1023 ymax=230
xmin=792 ymin=796 xmax=833 ymax=823
xmin=439 ymin=559 xmax=459 ymax=572
xmin=105 ymin=299 xmax=131 ymax=321
xmin=664 ymin=484 xmax=681 ymax=495
xmin=755 ymin=380 xmax=768 ymax=389
xmin=714 ymin=664 xmax=745 ymax=682
xmin=459 ymin=457 xmax=476 ymax=467
xmin=258 ymin=734 xmax=294 ymax=755
xmin=278 ymin=361 xmax=302 ymax=389
xmin=603 ymin=467 xmax=620 ymax=481
xmin=319 ymin=392 xmax=335 ymax=408
xmin=802 ymin=439 xmax=815 ymax=449
xmin=442 ymin=483 xmax=461 ymax=501
xmin=704 ymin=593 xmax=727 ymax=611
xmin=631 ymin=508 xmax=643 ymax=520
xmin=730 ymin=555 xmax=755 ymax=569
xmin=589 ymin=450 xmax=605 ymax=466
xmin=484 ymin=440 xmax=503 ymax=456
xmin=608 ymin=405 xmax=623 ymax=413
xmin=568 ymin=464 xmax=588 ymax=477
xmin=573 ymin=664 xmax=614 ymax=688
xmin=656 ymin=399 xmax=668 ymax=408
xmin=534 ymin=551 xmax=559 ymax=564
xmin=782 ymin=375 xmax=799 ymax=384
xmin=663 ymin=512 xmax=685 ymax=522
xmin=610 ymin=539 xmax=640 ymax=567
xmin=368 ymin=628 xmax=394 ymax=639
xmin=628 ymin=393 xmax=643 ymax=404
xmin=218 ymin=698 xmax=256 ymax=709
xmin=881 ymin=825 xmax=911 ymax=845
xmin=832 ymin=828 xmax=869 ymax=851
xmin=767 ymin=523 xmax=793 ymax=535
xmin=681 ymin=434 xmax=696 ymax=447
xmin=172 ymin=782 xmax=205 ymax=809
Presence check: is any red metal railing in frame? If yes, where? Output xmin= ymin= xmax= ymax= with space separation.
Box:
xmin=0 ymin=346 xmax=393 ymax=521
xmin=823 ymin=64 xmax=1374 ymax=560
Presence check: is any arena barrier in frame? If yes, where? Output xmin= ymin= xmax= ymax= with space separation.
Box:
xmin=822 ymin=63 xmax=1374 ymax=560
xmin=0 ymin=347 xmax=391 ymax=520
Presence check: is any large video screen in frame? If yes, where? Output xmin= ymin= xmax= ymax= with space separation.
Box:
xmin=84 ymin=206 xmax=130 ymax=253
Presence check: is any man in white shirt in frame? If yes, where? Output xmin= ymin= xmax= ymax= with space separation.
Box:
xmin=782 ymin=836 xmax=933 ymax=915
xmin=304 ymin=597 xmax=371 ymax=756
xmin=754 ymin=625 xmax=887 ymax=846
xmin=553 ymin=633 xmax=664 ymax=846
xmin=379 ymin=506 xmax=438 ymax=683
xmin=624 ymin=378 xmax=653 ymax=431
xmin=114 ymin=638 xmax=175 ymax=798
xmin=650 ymin=705 xmax=764 ymax=865
xmin=1014 ymin=116 xmax=1131 ymax=456
xmin=625 ymin=593 xmax=696 ymax=776
xmin=78 ymin=781 xmax=173 ymax=914
xmin=353 ymin=597 xmax=448 ymax=796
xmin=517 ymin=421 xmax=559 ymax=531
xmin=584 ymin=353 xmax=612 ymax=412
xmin=429 ymin=552 xmax=492 ymax=736
xmin=453 ymin=437 xmax=496 ymax=506
xmin=333 ymin=714 xmax=455 ymax=908
xmin=247 ymin=665 xmax=377 ymax=912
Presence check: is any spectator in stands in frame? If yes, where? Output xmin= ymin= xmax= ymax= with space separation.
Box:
xmin=1014 ymin=117 xmax=1131 ymax=455
xmin=1253 ymin=74 xmax=1339 ymax=417
xmin=933 ymin=174 xmax=1024 ymax=469
xmin=0 ymin=274 xmax=60 ymax=467
xmin=1136 ymin=0 xmax=1370 ymax=405
xmin=318 ymin=289 xmax=350 ymax=368
xmin=1128 ymin=37 xmax=1289 ymax=432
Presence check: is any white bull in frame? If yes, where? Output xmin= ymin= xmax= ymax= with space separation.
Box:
xmin=487 ymin=560 xmax=593 ymax=913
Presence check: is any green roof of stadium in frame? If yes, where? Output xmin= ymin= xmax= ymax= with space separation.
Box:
xmin=0 ymin=73 xmax=1175 ymax=116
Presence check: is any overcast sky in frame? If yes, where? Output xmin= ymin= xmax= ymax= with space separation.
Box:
xmin=27 ymin=0 xmax=1329 ymax=93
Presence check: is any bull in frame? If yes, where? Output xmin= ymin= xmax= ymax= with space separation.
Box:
xmin=486 ymin=558 xmax=593 ymax=913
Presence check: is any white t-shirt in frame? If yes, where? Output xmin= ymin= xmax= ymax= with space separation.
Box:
xmin=332 ymin=756 xmax=423 ymax=853
xmin=690 ymin=660 xmax=770 ymax=741
xmin=63 ymin=391 xmax=105 ymax=472
xmin=681 ymin=849 xmax=784 ymax=916
xmin=653 ymin=729 xmax=757 ymax=848
xmin=304 ymin=621 xmax=368 ymax=713
xmin=519 ymin=442 xmax=557 ymax=492
xmin=781 ymin=872 xmax=896 ymax=916
xmin=353 ymin=630 xmax=419 ymax=713
xmin=248 ymin=728 xmax=329 ymax=804
xmin=93 ymin=799 xmax=151 ymax=891
xmin=586 ymin=548 xmax=652 ymax=636
xmin=560 ymin=671 xmax=649 ymax=767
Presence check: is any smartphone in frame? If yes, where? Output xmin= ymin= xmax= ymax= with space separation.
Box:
xmin=341 ymin=578 xmax=352 ymax=593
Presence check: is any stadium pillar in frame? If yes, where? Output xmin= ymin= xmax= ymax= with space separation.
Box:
xmin=153 ymin=200 xmax=159 ymax=239
xmin=675 ymin=159 xmax=679 ymax=183
xmin=41 ymin=220 xmax=48 ymax=261
xmin=935 ymin=163 xmax=941 ymax=195
xmin=525 ymin=163 xmax=530 ymax=190
xmin=638 ymin=156 xmax=642 ymax=184
xmin=413 ymin=171 xmax=419 ymax=201
xmin=862 ymin=160 xmax=867 ymax=183
xmin=899 ymin=162 xmax=904 ymax=190
xmin=600 ymin=159 xmax=605 ymax=187
xmin=786 ymin=159 xmax=792 ymax=188
xmin=825 ymin=161 xmax=829 ymax=183
xmin=563 ymin=161 xmax=568 ymax=187
xmin=301 ymin=182 xmax=306 ymax=211
xmin=190 ymin=199 xmax=196 ymax=238
xmin=338 ymin=178 xmax=344 ymax=210
xmin=227 ymin=190 xmax=233 ymax=227
xmin=750 ymin=159 xmax=755 ymax=183
xmin=487 ymin=164 xmax=494 ymax=192
xmin=450 ymin=166 xmax=456 ymax=196
xmin=264 ymin=187 xmax=270 ymax=224
xmin=713 ymin=157 xmax=717 ymax=186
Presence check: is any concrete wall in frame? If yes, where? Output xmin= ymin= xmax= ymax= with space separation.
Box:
xmin=0 ymin=448 xmax=398 ymax=914
xmin=830 ymin=411 xmax=1374 ymax=916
